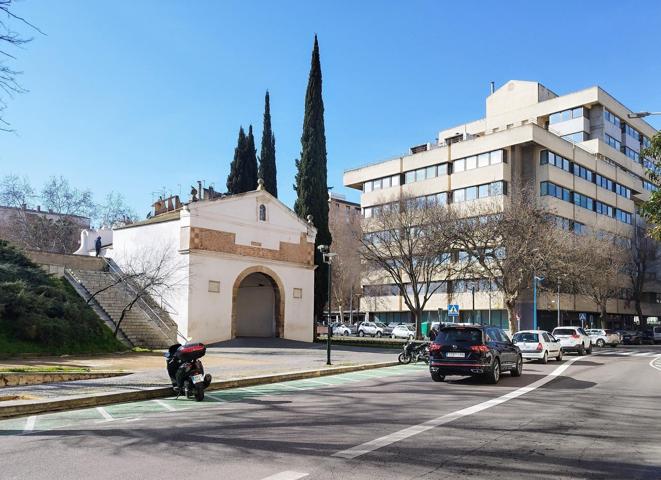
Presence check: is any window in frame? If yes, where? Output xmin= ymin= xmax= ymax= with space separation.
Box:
xmin=478 ymin=153 xmax=490 ymax=168
xmin=478 ymin=184 xmax=489 ymax=198
xmin=453 ymin=188 xmax=465 ymax=203
xmin=490 ymin=150 xmax=503 ymax=164
xmin=624 ymin=124 xmax=641 ymax=142
xmin=415 ymin=168 xmax=426 ymax=182
xmin=426 ymin=165 xmax=437 ymax=179
xmin=453 ymin=158 xmax=465 ymax=172
xmin=259 ymin=204 xmax=267 ymax=221
xmin=540 ymin=182 xmax=570 ymax=202
xmin=595 ymin=174 xmax=613 ymax=191
xmin=364 ymin=181 xmax=372 ymax=192
xmin=405 ymin=170 xmax=415 ymax=184
xmin=605 ymin=134 xmax=621 ymax=150
xmin=549 ymin=107 xmax=585 ymax=124
xmin=622 ymin=146 xmax=640 ymax=163
xmin=604 ymin=109 xmax=621 ymax=127
xmin=614 ymin=183 xmax=631 ymax=199
xmin=465 ymin=186 xmax=477 ymax=201
xmin=575 ymin=164 xmax=593 ymax=182
xmin=541 ymin=150 xmax=571 ymax=172
xmin=595 ymin=201 xmax=614 ymax=218
xmin=466 ymin=155 xmax=477 ymax=170
xmin=372 ymin=178 xmax=381 ymax=190
xmin=573 ymin=192 xmax=593 ymax=211
xmin=562 ymin=132 xmax=587 ymax=144
xmin=616 ymin=209 xmax=632 ymax=224
xmin=391 ymin=174 xmax=400 ymax=187
xmin=643 ymin=180 xmax=658 ymax=192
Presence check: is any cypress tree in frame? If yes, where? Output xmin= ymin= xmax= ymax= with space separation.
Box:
xmin=294 ymin=35 xmax=332 ymax=322
xmin=259 ymin=90 xmax=278 ymax=197
xmin=227 ymin=125 xmax=258 ymax=194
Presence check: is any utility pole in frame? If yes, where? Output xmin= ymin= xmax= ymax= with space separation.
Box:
xmin=471 ymin=286 xmax=476 ymax=324
xmin=533 ymin=274 xmax=544 ymax=330
xmin=557 ymin=278 xmax=561 ymax=328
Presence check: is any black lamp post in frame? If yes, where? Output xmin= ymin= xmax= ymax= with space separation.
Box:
xmin=318 ymin=245 xmax=337 ymax=366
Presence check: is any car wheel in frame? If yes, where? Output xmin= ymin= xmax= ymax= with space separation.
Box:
xmin=358 ymin=331 xmax=364 ymax=337
xmin=510 ymin=355 xmax=523 ymax=377
xmin=596 ymin=339 xmax=605 ymax=348
xmin=539 ymin=351 xmax=548 ymax=364
xmin=486 ymin=359 xmax=500 ymax=384
xmin=376 ymin=331 xmax=382 ymax=338
xmin=586 ymin=343 xmax=592 ymax=354
xmin=555 ymin=350 xmax=563 ymax=361
xmin=578 ymin=345 xmax=585 ymax=356
xmin=431 ymin=371 xmax=445 ymax=382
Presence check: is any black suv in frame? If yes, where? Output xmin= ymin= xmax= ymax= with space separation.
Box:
xmin=429 ymin=325 xmax=522 ymax=384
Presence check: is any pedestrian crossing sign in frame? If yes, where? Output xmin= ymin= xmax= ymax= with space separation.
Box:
xmin=448 ymin=304 xmax=460 ymax=317
xmin=579 ymin=313 xmax=587 ymax=322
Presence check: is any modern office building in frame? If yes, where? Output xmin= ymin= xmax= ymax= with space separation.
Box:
xmin=343 ymin=80 xmax=661 ymax=331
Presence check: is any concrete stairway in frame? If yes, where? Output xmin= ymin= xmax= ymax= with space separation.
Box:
xmin=66 ymin=269 xmax=179 ymax=349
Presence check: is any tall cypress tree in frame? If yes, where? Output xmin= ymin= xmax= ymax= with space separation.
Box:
xmin=294 ymin=35 xmax=332 ymax=321
xmin=227 ymin=125 xmax=258 ymax=194
xmin=259 ymin=90 xmax=278 ymax=197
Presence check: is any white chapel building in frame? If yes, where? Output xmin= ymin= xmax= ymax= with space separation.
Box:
xmin=78 ymin=183 xmax=317 ymax=344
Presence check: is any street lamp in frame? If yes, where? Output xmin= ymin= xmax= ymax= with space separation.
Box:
xmin=318 ymin=245 xmax=337 ymax=366
xmin=627 ymin=111 xmax=661 ymax=119
xmin=533 ymin=274 xmax=544 ymax=330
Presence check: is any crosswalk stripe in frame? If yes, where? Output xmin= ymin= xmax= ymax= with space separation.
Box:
xmin=96 ymin=407 xmax=113 ymax=421
xmin=22 ymin=416 xmax=36 ymax=433
xmin=153 ymin=399 xmax=176 ymax=411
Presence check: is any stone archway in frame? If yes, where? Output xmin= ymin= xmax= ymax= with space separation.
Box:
xmin=231 ymin=266 xmax=284 ymax=338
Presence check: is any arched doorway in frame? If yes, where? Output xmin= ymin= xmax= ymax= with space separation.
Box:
xmin=232 ymin=267 xmax=284 ymax=338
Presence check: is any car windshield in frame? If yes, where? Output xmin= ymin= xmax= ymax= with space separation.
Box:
xmin=435 ymin=328 xmax=482 ymax=344
xmin=512 ymin=332 xmax=538 ymax=342
xmin=553 ymin=329 xmax=576 ymax=336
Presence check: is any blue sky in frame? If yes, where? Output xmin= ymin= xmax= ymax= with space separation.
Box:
xmin=2 ymin=0 xmax=660 ymax=217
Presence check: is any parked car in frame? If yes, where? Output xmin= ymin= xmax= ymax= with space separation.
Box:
xmin=551 ymin=327 xmax=592 ymax=355
xmin=376 ymin=322 xmax=394 ymax=337
xmin=357 ymin=321 xmax=384 ymax=337
xmin=654 ymin=326 xmax=661 ymax=344
xmin=428 ymin=325 xmax=522 ymax=384
xmin=585 ymin=329 xmax=620 ymax=348
xmin=621 ymin=330 xmax=642 ymax=345
xmin=391 ymin=324 xmax=415 ymax=340
xmin=640 ymin=330 xmax=656 ymax=345
xmin=332 ymin=323 xmax=352 ymax=336
xmin=512 ymin=330 xmax=563 ymax=363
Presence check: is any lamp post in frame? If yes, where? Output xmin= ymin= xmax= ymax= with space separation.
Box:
xmin=627 ymin=111 xmax=661 ymax=119
xmin=318 ymin=245 xmax=337 ymax=366
xmin=533 ymin=274 xmax=544 ymax=330
xmin=557 ymin=278 xmax=561 ymax=328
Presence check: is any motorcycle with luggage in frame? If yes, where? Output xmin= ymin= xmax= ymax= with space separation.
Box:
xmin=165 ymin=342 xmax=212 ymax=401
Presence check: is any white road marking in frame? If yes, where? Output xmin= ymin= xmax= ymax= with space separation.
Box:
xmin=333 ymin=356 xmax=583 ymax=459
xmin=204 ymin=393 xmax=226 ymax=402
xmin=303 ymin=379 xmax=333 ymax=386
xmin=633 ymin=352 xmax=652 ymax=357
xmin=650 ymin=357 xmax=661 ymax=372
xmin=153 ymin=399 xmax=176 ymax=411
xmin=23 ymin=416 xmax=36 ymax=433
xmin=259 ymin=471 xmax=308 ymax=480
xmin=96 ymin=407 xmax=113 ymax=421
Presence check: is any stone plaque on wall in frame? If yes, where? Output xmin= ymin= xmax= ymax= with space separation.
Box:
xmin=208 ymin=280 xmax=220 ymax=293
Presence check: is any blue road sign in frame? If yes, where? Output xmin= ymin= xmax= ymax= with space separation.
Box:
xmin=448 ymin=304 xmax=460 ymax=317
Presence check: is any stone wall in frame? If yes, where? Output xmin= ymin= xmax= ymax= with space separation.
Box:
xmin=24 ymin=250 xmax=105 ymax=277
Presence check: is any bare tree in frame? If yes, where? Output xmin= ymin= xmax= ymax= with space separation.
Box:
xmin=571 ymin=232 xmax=626 ymax=329
xmin=625 ymin=224 xmax=658 ymax=328
xmin=92 ymin=246 xmax=186 ymax=338
xmin=451 ymin=187 xmax=561 ymax=333
xmin=328 ymin=207 xmax=362 ymax=323
xmin=97 ymin=191 xmax=138 ymax=228
xmin=359 ymin=196 xmax=459 ymax=339
xmin=0 ymin=0 xmax=43 ymax=130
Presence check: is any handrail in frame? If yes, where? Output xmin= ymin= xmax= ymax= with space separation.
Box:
xmin=102 ymin=258 xmax=187 ymax=342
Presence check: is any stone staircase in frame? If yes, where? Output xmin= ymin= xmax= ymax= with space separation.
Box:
xmin=66 ymin=268 xmax=179 ymax=349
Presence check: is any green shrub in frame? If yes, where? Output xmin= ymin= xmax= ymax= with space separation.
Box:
xmin=0 ymin=240 xmax=126 ymax=355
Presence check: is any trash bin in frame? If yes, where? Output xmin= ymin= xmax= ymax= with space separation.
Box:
xmin=421 ymin=321 xmax=429 ymax=338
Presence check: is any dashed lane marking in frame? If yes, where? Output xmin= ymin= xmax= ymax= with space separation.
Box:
xmin=153 ymin=399 xmax=176 ymax=411
xmin=96 ymin=407 xmax=113 ymax=421
xmin=332 ymin=355 xmax=583 ymax=460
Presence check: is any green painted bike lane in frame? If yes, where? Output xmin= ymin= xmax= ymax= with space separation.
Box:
xmin=0 ymin=363 xmax=428 ymax=436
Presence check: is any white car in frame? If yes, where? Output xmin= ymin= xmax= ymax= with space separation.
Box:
xmin=512 ymin=330 xmax=563 ymax=363
xmin=332 ymin=324 xmax=352 ymax=336
xmin=551 ymin=326 xmax=592 ymax=355
xmin=357 ymin=321 xmax=384 ymax=337
xmin=391 ymin=324 xmax=415 ymax=340
xmin=585 ymin=329 xmax=619 ymax=347
xmin=653 ymin=326 xmax=661 ymax=344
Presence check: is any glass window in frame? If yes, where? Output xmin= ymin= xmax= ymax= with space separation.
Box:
xmin=436 ymin=192 xmax=448 ymax=204
xmin=490 ymin=150 xmax=503 ymax=165
xmin=454 ymin=188 xmax=465 ymax=203
xmin=415 ymin=168 xmax=426 ymax=182
xmin=541 ymin=181 xmax=549 ymax=196
xmin=373 ymin=178 xmax=381 ymax=190
xmin=426 ymin=166 xmax=436 ymax=179
xmin=364 ymin=181 xmax=372 ymax=192
xmin=490 ymin=181 xmax=503 ymax=196
xmin=478 ymin=153 xmax=490 ymax=168
xmin=364 ymin=207 xmax=372 ymax=218
xmin=259 ymin=204 xmax=266 ymax=221
xmin=549 ymin=112 xmax=562 ymax=124
xmin=466 ymin=156 xmax=477 ymax=170
xmin=453 ymin=159 xmax=465 ymax=172
xmin=391 ymin=174 xmax=400 ymax=186
xmin=382 ymin=177 xmax=391 ymax=189
xmin=572 ymin=107 xmax=584 ymax=118
xmin=465 ymin=186 xmax=477 ymax=201
xmin=405 ymin=171 xmax=415 ymax=184
xmin=478 ymin=184 xmax=489 ymax=198
xmin=561 ymin=110 xmax=571 ymax=122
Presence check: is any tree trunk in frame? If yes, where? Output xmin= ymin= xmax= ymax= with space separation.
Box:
xmin=506 ymin=301 xmax=518 ymax=334
xmin=338 ymin=304 xmax=344 ymax=324
xmin=412 ymin=310 xmax=421 ymax=340
xmin=635 ymin=299 xmax=647 ymax=328
xmin=598 ymin=304 xmax=607 ymax=329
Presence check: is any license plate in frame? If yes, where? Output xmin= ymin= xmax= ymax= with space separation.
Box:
xmin=191 ymin=374 xmax=204 ymax=384
xmin=446 ymin=352 xmax=465 ymax=358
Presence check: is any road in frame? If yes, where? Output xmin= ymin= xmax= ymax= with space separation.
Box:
xmin=1 ymin=345 xmax=660 ymax=479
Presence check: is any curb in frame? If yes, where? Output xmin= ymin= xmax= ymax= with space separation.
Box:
xmin=0 ymin=361 xmax=400 ymax=420
xmin=1 ymin=371 xmax=128 ymax=388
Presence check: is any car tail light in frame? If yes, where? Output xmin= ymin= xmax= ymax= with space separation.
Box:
xmin=429 ymin=343 xmax=441 ymax=353
xmin=571 ymin=333 xmax=580 ymax=339
xmin=536 ymin=342 xmax=543 ymax=351
xmin=469 ymin=345 xmax=489 ymax=353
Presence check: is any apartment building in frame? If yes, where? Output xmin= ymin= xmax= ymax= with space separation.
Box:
xmin=343 ymin=80 xmax=661 ymax=331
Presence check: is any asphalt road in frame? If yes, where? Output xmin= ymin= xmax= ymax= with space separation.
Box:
xmin=1 ymin=345 xmax=660 ymax=480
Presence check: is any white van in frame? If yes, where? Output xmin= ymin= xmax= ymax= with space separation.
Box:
xmin=653 ymin=326 xmax=661 ymax=344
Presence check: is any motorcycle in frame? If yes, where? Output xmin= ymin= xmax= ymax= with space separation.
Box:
xmin=165 ymin=343 xmax=212 ymax=401
xmin=398 ymin=340 xmax=430 ymax=364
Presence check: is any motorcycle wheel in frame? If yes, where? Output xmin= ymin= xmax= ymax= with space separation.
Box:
xmin=185 ymin=381 xmax=194 ymax=399
xmin=398 ymin=352 xmax=412 ymax=364
xmin=194 ymin=384 xmax=205 ymax=402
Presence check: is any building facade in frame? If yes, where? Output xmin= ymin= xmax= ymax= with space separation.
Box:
xmin=344 ymin=80 xmax=661 ymax=331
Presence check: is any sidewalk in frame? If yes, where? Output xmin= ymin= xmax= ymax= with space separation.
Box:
xmin=0 ymin=339 xmax=398 ymax=416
